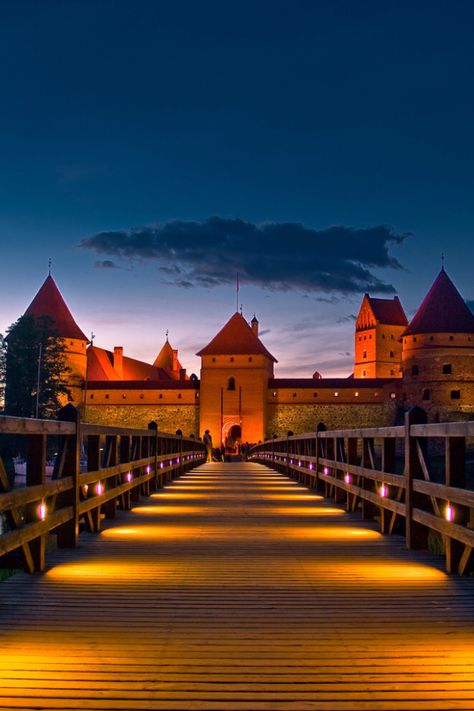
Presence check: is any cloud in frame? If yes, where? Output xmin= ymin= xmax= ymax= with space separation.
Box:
xmin=337 ymin=313 xmax=357 ymax=324
xmin=94 ymin=259 xmax=120 ymax=269
xmin=81 ymin=217 xmax=411 ymax=295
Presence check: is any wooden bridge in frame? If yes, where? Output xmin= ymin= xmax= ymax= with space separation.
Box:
xmin=1 ymin=413 xmax=474 ymax=709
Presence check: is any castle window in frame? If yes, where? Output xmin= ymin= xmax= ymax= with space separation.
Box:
xmin=362 ymin=369 xmax=366 ymax=377
xmin=272 ymin=391 xmax=277 ymax=397
xmin=334 ymin=392 xmax=339 ymax=397
xmin=196 ymin=392 xmax=199 ymax=399
xmin=178 ymin=393 xmax=182 ymax=399
xmin=413 ymin=337 xmax=416 ymax=342
xmin=105 ymin=394 xmax=109 ymax=399
xmin=293 ymin=392 xmax=297 ymax=398
xmin=369 ymin=335 xmax=372 ymax=339
xmin=374 ymin=392 xmax=379 ymax=397
xmin=390 ymin=392 xmax=396 ymax=399
xmin=451 ymin=390 xmax=461 ymax=400
xmin=422 ymin=389 xmax=430 ymax=401
xmin=227 ymin=377 xmax=236 ymax=391
xmin=354 ymin=391 xmax=359 ymax=397
xmin=364 ymin=336 xmax=366 ymax=341
xmin=212 ymin=357 xmax=216 ymax=363
xmin=430 ymin=336 xmax=434 ymax=341
xmin=230 ymin=357 xmax=234 ymax=362
xmin=389 ymin=351 xmax=394 ymax=358
xmin=70 ymin=341 xmax=74 ymax=346
xmin=89 ymin=394 xmax=94 ymax=399
xmin=159 ymin=394 xmax=163 ymax=399
xmin=411 ymin=365 xmax=419 ymax=376
xmin=449 ymin=335 xmax=454 ymax=341
xmin=442 ymin=364 xmax=452 ymax=375
xmin=313 ymin=392 xmax=318 ymax=397
xmin=140 ymin=394 xmax=144 ymax=399
xmin=390 ymin=369 xmax=394 ymax=376
xmin=122 ymin=394 xmax=126 ymax=399
xmin=363 ymin=350 xmax=367 ymax=358
xmin=391 ymin=335 xmax=394 ymax=340
xmin=248 ymin=357 xmax=253 ymax=362
xmin=382 ymin=334 xmax=385 ymax=339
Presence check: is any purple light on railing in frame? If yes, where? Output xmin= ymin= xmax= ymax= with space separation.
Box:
xmin=298 ymin=460 xmax=301 ymax=467
xmin=96 ymin=482 xmax=104 ymax=495
xmin=344 ymin=472 xmax=351 ymax=485
xmin=160 ymin=462 xmax=164 ymax=469
xmin=177 ymin=457 xmax=180 ymax=464
xmin=380 ymin=483 xmax=387 ymax=498
xmin=38 ymin=502 xmax=47 ymax=521
xmin=146 ymin=466 xmax=151 ymax=474
xmin=323 ymin=467 xmax=329 ymax=476
xmin=126 ymin=471 xmax=132 ymax=482
xmin=309 ymin=463 xmax=313 ymax=470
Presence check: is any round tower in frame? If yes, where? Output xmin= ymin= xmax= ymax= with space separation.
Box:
xmin=24 ymin=275 xmax=88 ymax=407
xmin=401 ymin=269 xmax=474 ymax=421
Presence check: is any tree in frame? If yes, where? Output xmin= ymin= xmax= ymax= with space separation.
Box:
xmin=4 ymin=315 xmax=71 ymax=419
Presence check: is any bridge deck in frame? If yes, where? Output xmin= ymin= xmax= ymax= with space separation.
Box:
xmin=1 ymin=462 xmax=474 ymax=710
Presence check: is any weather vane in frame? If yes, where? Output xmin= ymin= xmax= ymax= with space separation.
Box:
xmin=48 ymin=258 xmax=52 ymax=276
xmin=441 ymin=252 xmax=445 ymax=270
xmin=90 ymin=331 xmax=95 ymax=346
xmin=165 ymin=329 xmax=169 ymax=341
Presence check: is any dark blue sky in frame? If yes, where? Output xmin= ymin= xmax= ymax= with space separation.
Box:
xmin=1 ymin=0 xmax=473 ymax=376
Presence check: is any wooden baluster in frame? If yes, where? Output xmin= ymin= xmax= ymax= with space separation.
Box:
xmin=103 ymin=435 xmax=118 ymax=519
xmin=380 ymin=437 xmax=396 ymax=534
xmin=445 ymin=436 xmax=468 ymax=574
xmin=119 ymin=435 xmax=131 ymax=510
xmin=26 ymin=433 xmax=47 ymax=572
xmin=56 ymin=405 xmax=80 ymax=548
xmin=87 ymin=434 xmax=102 ymax=533
xmin=361 ymin=438 xmax=377 ymax=520
xmin=405 ymin=408 xmax=428 ymax=550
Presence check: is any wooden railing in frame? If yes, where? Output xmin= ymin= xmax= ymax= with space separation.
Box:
xmin=0 ymin=405 xmax=206 ymax=572
xmin=250 ymin=409 xmax=474 ymax=575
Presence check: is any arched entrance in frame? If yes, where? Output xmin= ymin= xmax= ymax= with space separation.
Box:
xmin=221 ymin=420 xmax=242 ymax=456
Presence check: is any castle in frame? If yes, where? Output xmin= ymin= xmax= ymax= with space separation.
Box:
xmin=18 ymin=268 xmax=474 ymax=444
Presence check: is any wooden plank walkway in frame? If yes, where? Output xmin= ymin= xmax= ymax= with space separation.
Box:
xmin=1 ymin=462 xmax=474 ymax=710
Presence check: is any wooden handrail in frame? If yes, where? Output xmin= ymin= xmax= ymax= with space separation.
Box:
xmin=250 ymin=411 xmax=474 ymax=576
xmin=0 ymin=407 xmax=206 ymax=573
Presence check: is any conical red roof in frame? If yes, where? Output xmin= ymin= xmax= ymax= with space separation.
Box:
xmin=197 ymin=312 xmax=277 ymax=361
xmin=153 ymin=340 xmax=174 ymax=369
xmin=404 ymin=269 xmax=474 ymax=336
xmin=24 ymin=275 xmax=87 ymax=340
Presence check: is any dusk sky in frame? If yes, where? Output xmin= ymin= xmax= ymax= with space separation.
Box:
xmin=1 ymin=0 xmax=473 ymax=377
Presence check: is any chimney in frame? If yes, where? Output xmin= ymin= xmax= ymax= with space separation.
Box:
xmin=113 ymin=346 xmax=123 ymax=379
xmin=251 ymin=315 xmax=259 ymax=337
xmin=173 ymin=349 xmax=179 ymax=372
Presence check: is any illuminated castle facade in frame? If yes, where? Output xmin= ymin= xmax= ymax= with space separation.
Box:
xmin=19 ymin=269 xmax=474 ymax=443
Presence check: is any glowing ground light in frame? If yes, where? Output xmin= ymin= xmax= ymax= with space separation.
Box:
xmin=96 ymin=482 xmax=104 ymax=495
xmin=445 ymin=503 xmax=454 ymax=522
xmin=344 ymin=472 xmax=351 ymax=484
xmin=38 ymin=502 xmax=47 ymax=520
xmin=380 ymin=483 xmax=388 ymax=497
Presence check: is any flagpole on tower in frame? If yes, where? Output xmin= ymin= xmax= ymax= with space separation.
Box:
xmin=236 ymin=273 xmax=239 ymax=313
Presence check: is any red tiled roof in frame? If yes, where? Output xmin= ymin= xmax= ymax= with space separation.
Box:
xmin=404 ymin=269 xmax=474 ymax=336
xmin=87 ymin=346 xmax=173 ymax=382
xmin=196 ymin=312 xmax=277 ymax=361
xmin=25 ymin=275 xmax=87 ymax=340
xmin=367 ymin=296 xmax=407 ymax=326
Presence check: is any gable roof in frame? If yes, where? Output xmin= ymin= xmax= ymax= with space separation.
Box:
xmin=367 ymin=296 xmax=407 ymax=326
xmin=404 ymin=269 xmax=474 ymax=336
xmin=24 ymin=275 xmax=87 ymax=341
xmin=87 ymin=346 xmax=174 ymax=382
xmin=196 ymin=312 xmax=277 ymax=362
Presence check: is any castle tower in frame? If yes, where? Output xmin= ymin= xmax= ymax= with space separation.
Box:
xmin=197 ymin=313 xmax=276 ymax=446
xmin=401 ymin=268 xmax=474 ymax=420
xmin=354 ymin=294 xmax=407 ymax=378
xmin=24 ymin=275 xmax=88 ymax=405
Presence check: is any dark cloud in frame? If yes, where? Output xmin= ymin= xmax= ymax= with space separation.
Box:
xmin=81 ymin=217 xmax=411 ymax=295
xmin=337 ymin=314 xmax=357 ymax=324
xmin=94 ymin=259 xmax=120 ymax=269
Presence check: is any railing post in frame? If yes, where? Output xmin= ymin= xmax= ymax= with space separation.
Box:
xmin=404 ymin=407 xmax=428 ymax=550
xmin=445 ymin=436 xmax=467 ymax=573
xmin=87 ymin=434 xmax=102 ymax=532
xmin=25 ymin=431 xmax=47 ymax=572
xmin=119 ymin=435 xmax=131 ymax=510
xmin=56 ymin=404 xmax=80 ymax=549
xmin=380 ymin=437 xmax=396 ymax=534
xmin=361 ymin=438 xmax=377 ymax=520
xmin=148 ymin=422 xmax=159 ymax=489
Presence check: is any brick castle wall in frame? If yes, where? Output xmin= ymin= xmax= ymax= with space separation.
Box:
xmin=83 ymin=404 xmax=199 ymax=436
xmin=267 ymin=401 xmax=398 ymax=438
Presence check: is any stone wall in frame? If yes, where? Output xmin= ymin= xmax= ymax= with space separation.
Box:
xmin=267 ymin=401 xmax=398 ymax=438
xmin=83 ymin=404 xmax=199 ymax=436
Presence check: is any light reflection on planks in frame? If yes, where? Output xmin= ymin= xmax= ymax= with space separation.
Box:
xmin=1 ymin=462 xmax=474 ymax=710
